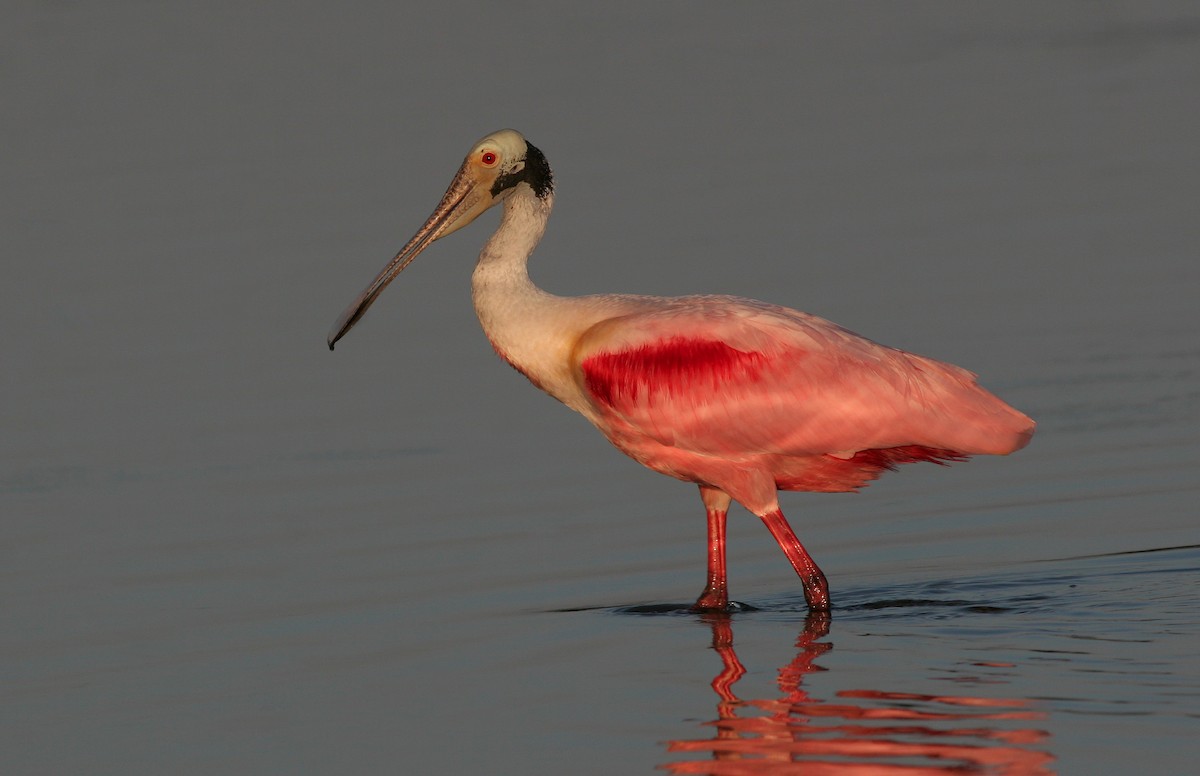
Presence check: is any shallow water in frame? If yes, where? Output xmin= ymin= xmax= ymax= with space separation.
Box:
xmin=3 ymin=2 xmax=1199 ymax=774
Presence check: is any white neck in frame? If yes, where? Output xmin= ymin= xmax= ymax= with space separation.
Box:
xmin=469 ymin=186 xmax=652 ymax=414
xmin=471 ymin=186 xmax=553 ymax=299
xmin=469 ymin=187 xmax=576 ymax=399
xmin=471 ymin=185 xmax=557 ymax=344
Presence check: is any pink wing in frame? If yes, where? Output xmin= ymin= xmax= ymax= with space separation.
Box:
xmin=574 ymin=297 xmax=1033 ymax=460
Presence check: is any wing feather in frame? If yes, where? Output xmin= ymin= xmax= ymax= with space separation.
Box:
xmin=574 ymin=297 xmax=1032 ymax=458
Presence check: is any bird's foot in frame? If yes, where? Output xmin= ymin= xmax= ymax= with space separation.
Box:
xmin=801 ymin=571 xmax=832 ymax=612
xmin=691 ymin=585 xmax=730 ymax=613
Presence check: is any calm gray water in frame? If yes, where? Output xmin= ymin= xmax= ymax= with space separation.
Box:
xmin=3 ymin=2 xmax=1198 ymax=774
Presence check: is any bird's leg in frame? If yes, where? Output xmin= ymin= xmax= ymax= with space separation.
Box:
xmin=692 ymin=507 xmax=728 ymax=610
xmin=692 ymin=486 xmax=733 ymax=612
xmin=758 ymin=509 xmax=831 ymax=612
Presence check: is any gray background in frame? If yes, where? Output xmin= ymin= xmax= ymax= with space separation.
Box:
xmin=4 ymin=2 xmax=1197 ymax=773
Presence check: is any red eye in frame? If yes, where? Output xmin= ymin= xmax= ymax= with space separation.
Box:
xmin=481 ymin=151 xmax=498 ymax=166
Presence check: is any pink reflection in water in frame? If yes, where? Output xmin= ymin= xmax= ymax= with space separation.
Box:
xmin=662 ymin=615 xmax=1053 ymax=775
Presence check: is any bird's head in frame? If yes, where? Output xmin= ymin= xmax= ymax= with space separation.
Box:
xmin=327 ymin=129 xmax=552 ymax=350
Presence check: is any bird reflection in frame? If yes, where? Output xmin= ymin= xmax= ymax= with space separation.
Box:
xmin=662 ymin=613 xmax=1054 ymax=774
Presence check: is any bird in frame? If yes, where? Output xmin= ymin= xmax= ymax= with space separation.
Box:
xmin=327 ymin=129 xmax=1035 ymax=612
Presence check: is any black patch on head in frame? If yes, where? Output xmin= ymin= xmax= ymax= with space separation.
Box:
xmin=489 ymin=140 xmax=555 ymax=200
xmin=522 ymin=141 xmax=554 ymax=199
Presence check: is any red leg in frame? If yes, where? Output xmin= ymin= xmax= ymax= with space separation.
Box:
xmin=758 ymin=509 xmax=830 ymax=612
xmin=692 ymin=486 xmax=732 ymax=611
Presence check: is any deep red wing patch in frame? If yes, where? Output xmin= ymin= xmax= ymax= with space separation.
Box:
xmin=582 ymin=337 xmax=767 ymax=408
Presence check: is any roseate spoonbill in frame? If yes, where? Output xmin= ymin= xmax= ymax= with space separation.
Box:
xmin=328 ymin=129 xmax=1035 ymax=612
